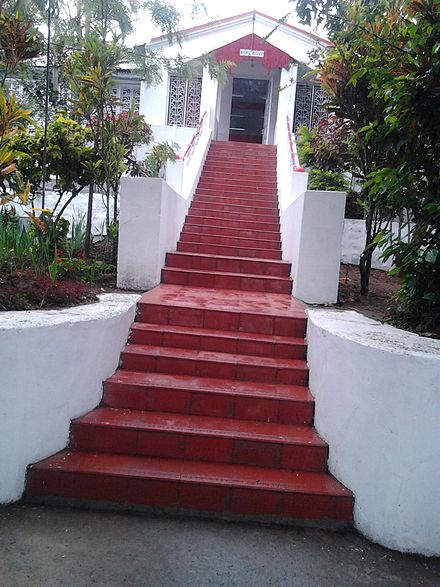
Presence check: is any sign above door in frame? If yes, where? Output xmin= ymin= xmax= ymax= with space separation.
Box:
xmin=214 ymin=34 xmax=291 ymax=71
xmin=239 ymin=49 xmax=265 ymax=57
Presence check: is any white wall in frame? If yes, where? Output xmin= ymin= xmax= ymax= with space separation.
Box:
xmin=140 ymin=73 xmax=168 ymax=125
xmin=275 ymin=112 xmax=345 ymax=305
xmin=307 ymin=309 xmax=440 ymax=556
xmin=118 ymin=118 xmax=212 ymax=290
xmin=342 ymin=219 xmax=408 ymax=270
xmin=200 ymin=65 xmax=220 ymax=136
xmin=0 ymin=294 xmax=139 ymax=504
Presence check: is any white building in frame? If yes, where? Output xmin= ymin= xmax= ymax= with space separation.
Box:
xmin=137 ymin=10 xmax=329 ymax=151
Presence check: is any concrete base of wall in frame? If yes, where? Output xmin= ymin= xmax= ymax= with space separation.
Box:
xmin=0 ymin=294 xmax=139 ymax=504
xmin=307 ymin=309 xmax=440 ymax=556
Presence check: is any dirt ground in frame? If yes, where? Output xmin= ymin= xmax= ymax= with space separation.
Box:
xmin=337 ymin=263 xmax=399 ymax=322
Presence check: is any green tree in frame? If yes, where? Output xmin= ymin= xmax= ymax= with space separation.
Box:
xmin=291 ymin=0 xmax=440 ymax=330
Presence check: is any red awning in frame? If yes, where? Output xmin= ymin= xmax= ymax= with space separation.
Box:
xmin=214 ymin=34 xmax=292 ymax=71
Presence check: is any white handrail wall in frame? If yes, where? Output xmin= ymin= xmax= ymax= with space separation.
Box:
xmin=276 ymin=115 xmax=346 ymax=304
xmin=117 ymin=112 xmax=212 ymax=290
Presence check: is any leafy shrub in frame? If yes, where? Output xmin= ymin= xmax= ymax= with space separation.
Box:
xmin=54 ymin=257 xmax=115 ymax=282
xmin=308 ymin=169 xmax=349 ymax=191
xmin=385 ymin=242 xmax=440 ymax=334
xmin=0 ymin=270 xmax=93 ymax=310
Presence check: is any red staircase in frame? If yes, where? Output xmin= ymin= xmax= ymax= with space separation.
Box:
xmin=26 ymin=141 xmax=353 ymax=525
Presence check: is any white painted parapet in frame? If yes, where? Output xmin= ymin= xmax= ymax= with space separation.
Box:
xmin=276 ymin=113 xmax=345 ymax=304
xmin=287 ymin=190 xmax=346 ymax=304
xmin=307 ymin=309 xmax=440 ymax=556
xmin=0 ymin=294 xmax=139 ymax=504
xmin=118 ymin=115 xmax=212 ymax=291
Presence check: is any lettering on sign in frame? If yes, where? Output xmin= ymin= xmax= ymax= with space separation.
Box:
xmin=239 ymin=49 xmax=265 ymax=58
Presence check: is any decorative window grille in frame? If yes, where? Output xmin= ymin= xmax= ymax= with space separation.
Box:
xmin=111 ymin=84 xmax=141 ymax=113
xmin=293 ymin=83 xmax=327 ymax=132
xmin=311 ymin=85 xmax=327 ymax=128
xmin=167 ymin=75 xmax=202 ymax=127
xmin=121 ymin=86 xmax=140 ymax=112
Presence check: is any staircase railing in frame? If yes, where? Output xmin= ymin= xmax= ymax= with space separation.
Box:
xmin=286 ymin=115 xmax=305 ymax=173
xmin=165 ymin=110 xmax=211 ymax=199
xmin=180 ymin=110 xmax=207 ymax=162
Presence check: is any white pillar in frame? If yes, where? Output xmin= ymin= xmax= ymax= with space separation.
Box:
xmin=287 ymin=190 xmax=346 ymax=304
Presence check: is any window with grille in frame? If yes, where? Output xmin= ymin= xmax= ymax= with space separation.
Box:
xmin=293 ymin=83 xmax=327 ymax=132
xmin=111 ymin=84 xmax=141 ymax=113
xmin=167 ymin=75 xmax=202 ymax=128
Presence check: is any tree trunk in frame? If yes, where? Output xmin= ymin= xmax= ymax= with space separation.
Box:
xmin=84 ymin=182 xmax=94 ymax=259
xmin=359 ymin=247 xmax=373 ymax=296
xmin=359 ymin=206 xmax=378 ymax=296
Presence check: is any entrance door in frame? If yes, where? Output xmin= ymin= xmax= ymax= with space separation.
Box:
xmin=229 ymin=78 xmax=269 ymax=143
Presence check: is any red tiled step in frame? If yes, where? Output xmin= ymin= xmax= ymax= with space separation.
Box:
xmin=136 ymin=285 xmax=307 ymax=337
xmin=197 ymin=178 xmax=277 ymax=191
xmin=120 ymin=344 xmax=308 ymax=385
xmin=188 ymin=204 xmax=280 ymax=225
xmin=207 ymin=155 xmax=276 ymax=163
xmin=201 ymin=168 xmax=277 ymax=181
xmin=177 ymin=241 xmax=282 ymax=260
xmin=185 ymin=214 xmax=280 ymax=232
xmin=197 ymin=182 xmax=277 ymax=196
xmin=192 ymin=198 xmax=278 ymax=212
xmin=165 ymin=252 xmax=290 ymax=278
xmin=103 ymin=371 xmax=314 ymax=425
xmin=181 ymin=223 xmax=281 ymax=241
xmin=210 ymin=140 xmax=276 ymax=149
xmin=194 ymin=194 xmax=278 ymax=209
xmin=71 ymin=408 xmax=327 ymax=471
xmin=203 ymin=161 xmax=276 ymax=170
xmin=195 ymin=185 xmax=277 ymax=197
xmin=189 ymin=205 xmax=279 ymax=223
xmin=179 ymin=231 xmax=282 ymax=251
xmin=199 ymin=170 xmax=276 ymax=181
xmin=129 ymin=322 xmax=306 ymax=359
xmin=204 ymin=150 xmax=276 ymax=159
xmin=27 ymin=452 xmax=353 ymax=523
xmin=209 ymin=145 xmax=276 ymax=153
xmin=162 ymin=267 xmax=292 ymax=294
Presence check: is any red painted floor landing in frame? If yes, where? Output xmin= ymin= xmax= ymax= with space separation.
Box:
xmin=26 ymin=141 xmax=353 ymax=525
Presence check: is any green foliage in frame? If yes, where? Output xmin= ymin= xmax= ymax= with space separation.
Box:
xmin=291 ymin=0 xmax=440 ymax=329
xmin=0 ymin=89 xmax=33 ymax=206
xmin=308 ymin=169 xmax=350 ymax=192
xmin=54 ymin=257 xmax=115 ymax=282
xmin=0 ymin=208 xmax=33 ymax=271
xmin=130 ymin=141 xmax=179 ymax=178
xmin=0 ymin=8 xmax=42 ymax=73
xmin=12 ymin=114 xmax=95 ymax=220
xmin=146 ymin=141 xmax=178 ymax=177
xmin=296 ymin=125 xmax=316 ymax=169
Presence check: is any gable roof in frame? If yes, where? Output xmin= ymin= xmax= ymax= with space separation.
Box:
xmin=149 ymin=10 xmax=330 ymax=48
xmin=214 ymin=33 xmax=292 ymax=70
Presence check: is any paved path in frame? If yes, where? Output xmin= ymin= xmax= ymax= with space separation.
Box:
xmin=1 ymin=504 xmax=439 ymax=586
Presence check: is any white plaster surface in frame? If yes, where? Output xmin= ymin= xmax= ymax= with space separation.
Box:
xmin=118 ymin=122 xmax=212 ymax=290
xmin=279 ymin=190 xmax=345 ymax=305
xmin=307 ymin=309 xmax=440 ymax=556
xmin=342 ymin=219 xmax=411 ymax=270
xmin=0 ymin=294 xmax=139 ymax=504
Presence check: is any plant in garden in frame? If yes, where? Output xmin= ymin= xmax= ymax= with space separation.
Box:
xmin=12 ymin=114 xmax=95 ymax=215
xmin=290 ymin=0 xmax=440 ymax=330
xmin=296 ymin=117 xmax=352 ymax=192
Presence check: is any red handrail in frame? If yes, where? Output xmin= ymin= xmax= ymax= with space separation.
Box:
xmin=286 ymin=115 xmax=305 ymax=172
xmin=178 ymin=110 xmax=207 ymax=160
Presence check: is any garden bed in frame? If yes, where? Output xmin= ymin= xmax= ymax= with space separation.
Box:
xmin=337 ymin=263 xmax=398 ymax=322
